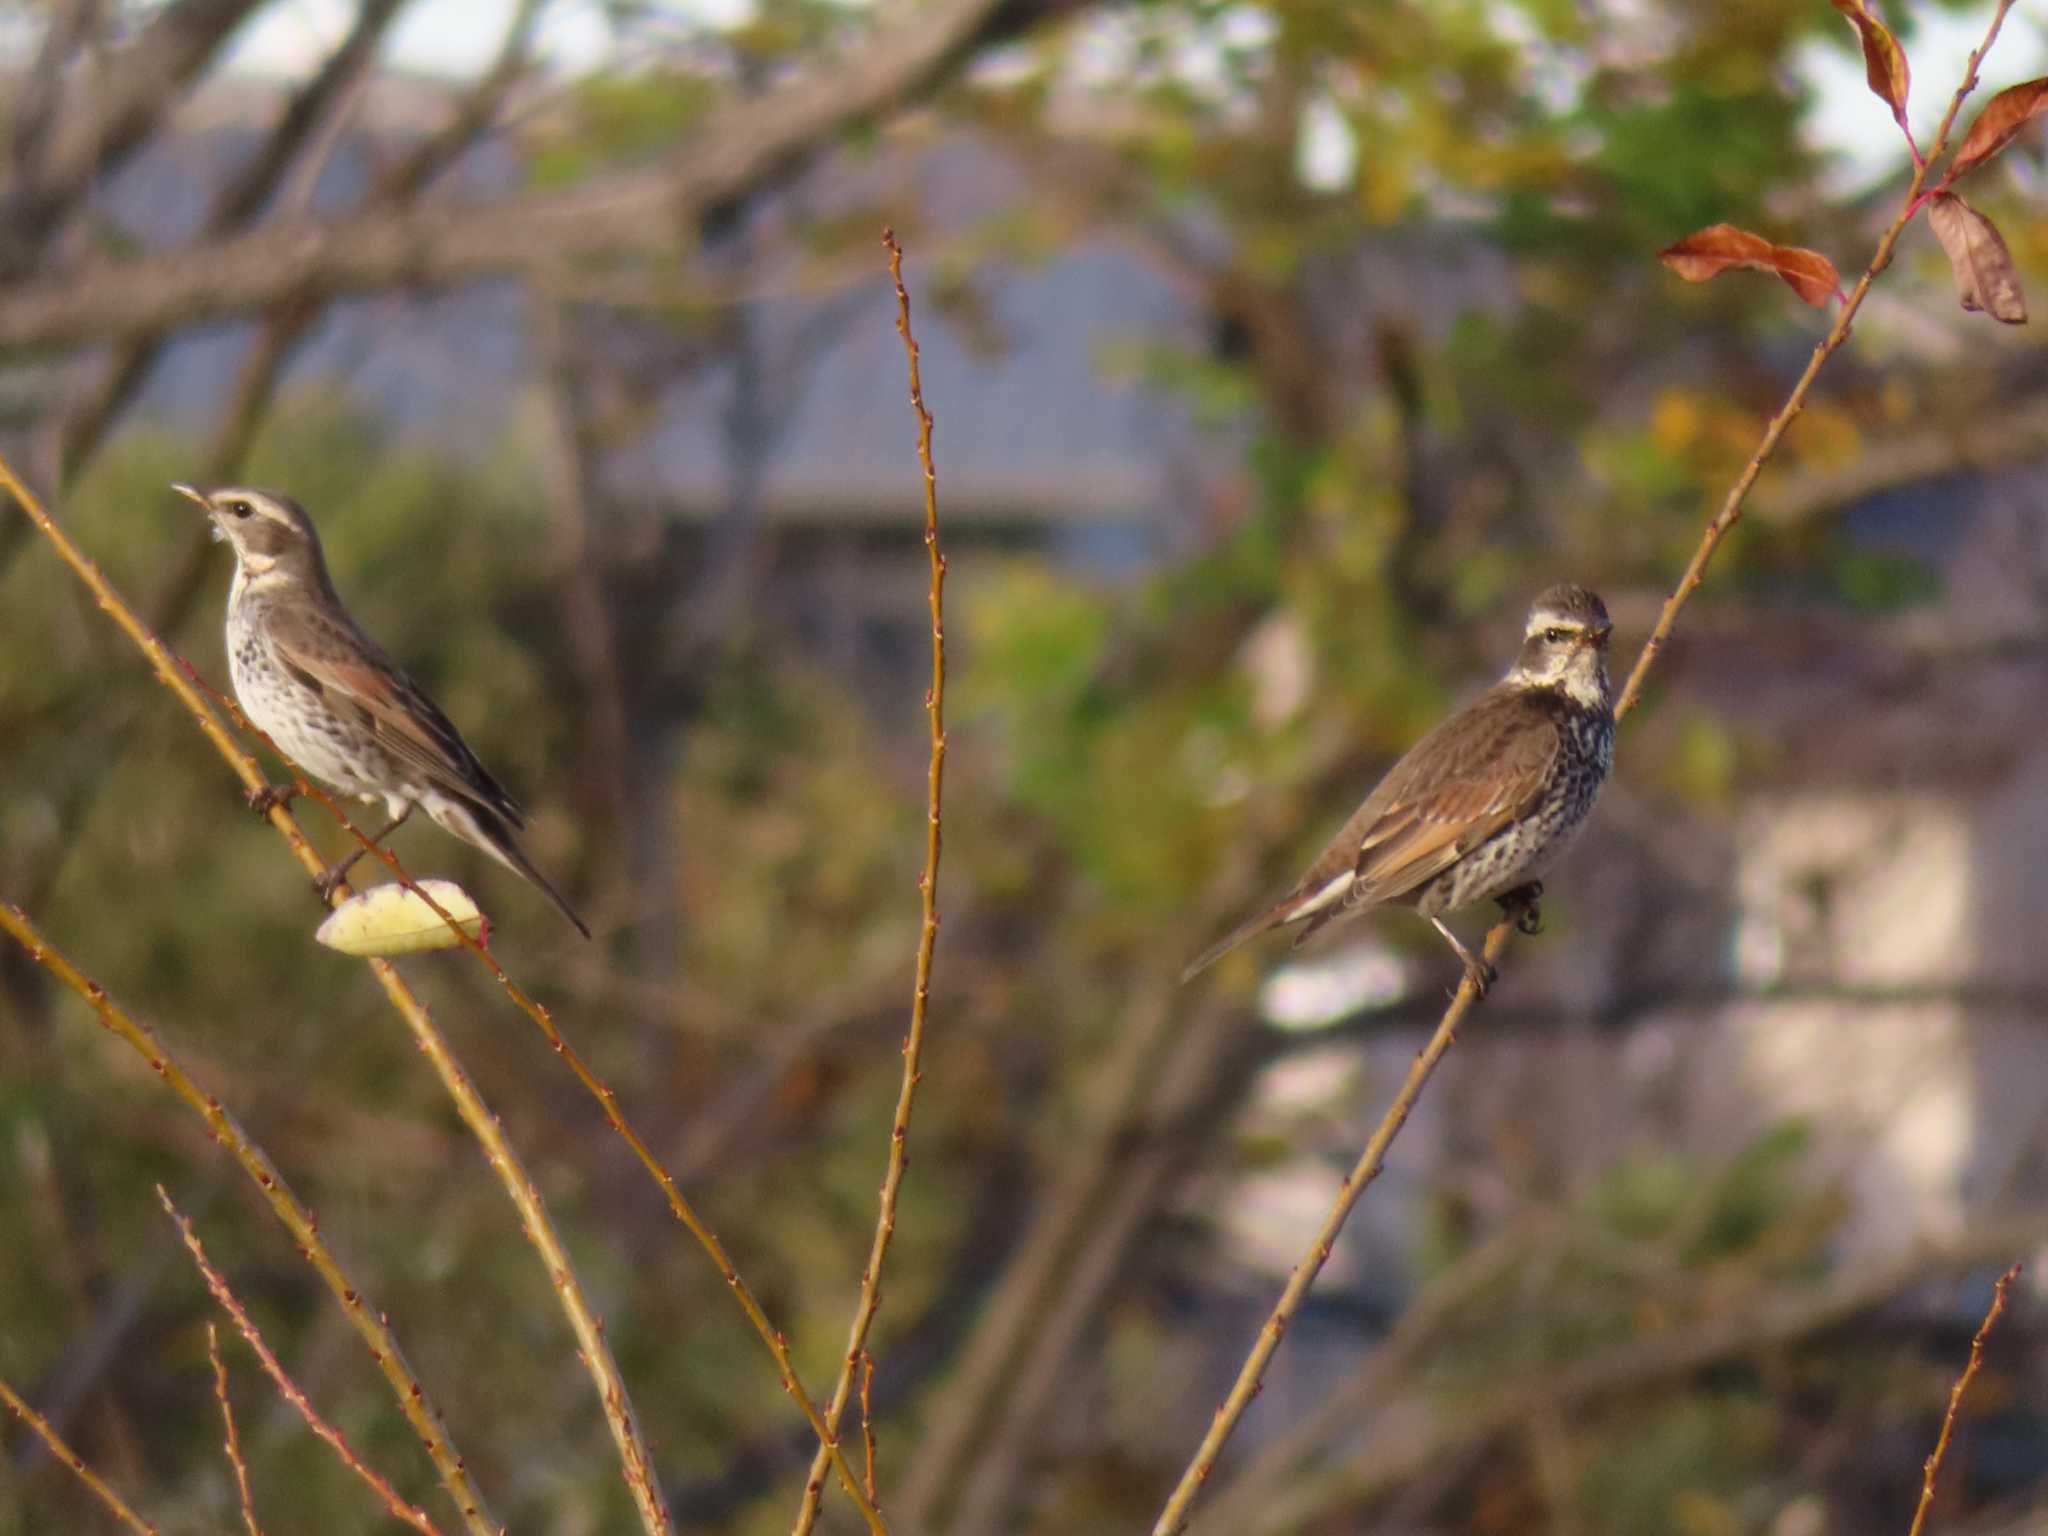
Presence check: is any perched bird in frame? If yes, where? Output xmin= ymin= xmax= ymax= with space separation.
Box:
xmin=1183 ymin=584 xmax=1614 ymax=993
xmin=177 ymin=482 xmax=590 ymax=939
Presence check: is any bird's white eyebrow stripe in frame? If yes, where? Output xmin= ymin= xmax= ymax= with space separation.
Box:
xmin=212 ymin=489 xmax=289 ymax=524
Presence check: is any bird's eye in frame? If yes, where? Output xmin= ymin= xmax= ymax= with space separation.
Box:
xmin=227 ymin=500 xmax=253 ymax=519
xmin=1543 ymin=626 xmax=1570 ymax=644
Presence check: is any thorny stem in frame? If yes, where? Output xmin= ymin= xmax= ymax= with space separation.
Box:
xmin=0 ymin=1374 xmax=160 ymax=1536
xmin=1908 ymin=1263 xmax=2021 ymax=1536
xmin=790 ymin=225 xmax=950 ymax=1536
xmin=0 ymin=454 xmax=671 ymax=1536
xmin=1155 ymin=8 xmax=2027 ymax=1531
xmin=0 ymin=900 xmax=491 ymax=1535
xmin=205 ymin=1324 xmax=267 ymax=1536
xmin=177 ymin=669 xmax=887 ymax=1535
xmin=170 ymin=1193 xmax=442 ymax=1536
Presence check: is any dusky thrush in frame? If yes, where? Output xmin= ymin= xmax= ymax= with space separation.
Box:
xmin=1184 ymin=584 xmax=1614 ymax=994
xmin=178 ymin=482 xmax=591 ymax=939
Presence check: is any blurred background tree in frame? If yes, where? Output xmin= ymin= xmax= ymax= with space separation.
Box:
xmin=4 ymin=0 xmax=2048 ymax=1532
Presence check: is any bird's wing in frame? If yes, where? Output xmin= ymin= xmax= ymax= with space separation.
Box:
xmin=1337 ymin=688 xmax=1561 ymax=910
xmin=264 ymin=605 xmax=526 ymax=826
xmin=1180 ymin=689 xmax=1562 ymax=984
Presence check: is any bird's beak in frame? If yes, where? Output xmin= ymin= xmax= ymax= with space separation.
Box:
xmin=170 ymin=482 xmax=209 ymax=511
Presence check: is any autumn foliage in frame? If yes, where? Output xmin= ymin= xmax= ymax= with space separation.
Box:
xmin=1661 ymin=1 xmax=2042 ymax=327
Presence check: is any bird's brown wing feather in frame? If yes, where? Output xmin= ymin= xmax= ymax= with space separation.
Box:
xmin=265 ymin=606 xmax=526 ymax=826
xmin=1181 ymin=687 xmax=1562 ymax=983
xmin=1338 ymin=687 xmax=1561 ymax=910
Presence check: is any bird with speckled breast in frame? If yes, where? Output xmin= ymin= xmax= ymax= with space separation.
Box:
xmin=1183 ymin=584 xmax=1614 ymax=995
xmin=177 ymin=482 xmax=590 ymax=939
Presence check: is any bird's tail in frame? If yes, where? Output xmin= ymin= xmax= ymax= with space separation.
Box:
xmin=430 ymin=794 xmax=592 ymax=940
xmin=1180 ymin=901 xmax=1295 ymax=985
xmin=1181 ymin=873 xmax=1358 ymax=984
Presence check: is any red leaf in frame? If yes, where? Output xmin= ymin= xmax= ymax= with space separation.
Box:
xmin=1924 ymin=192 xmax=2027 ymax=324
xmin=1829 ymin=0 xmax=1910 ymax=121
xmin=1950 ymin=77 xmax=2048 ymax=180
xmin=1657 ymin=224 xmax=1840 ymax=308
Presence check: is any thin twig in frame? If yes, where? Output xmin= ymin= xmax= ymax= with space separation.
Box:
xmin=1152 ymin=15 xmax=2026 ymax=1526
xmin=1194 ymin=1217 xmax=1549 ymax=1532
xmin=1908 ymin=1263 xmax=2022 ymax=1536
xmin=49 ymin=0 xmax=407 ymax=483
xmin=940 ymin=993 xmax=1243 ymax=1534
xmin=1252 ymin=1224 xmax=2045 ymax=1535
xmin=1149 ymin=909 xmax=1520 ymax=1536
xmin=1614 ymin=0 xmax=2017 ymax=722
xmin=0 ymin=0 xmax=1019 ymax=351
xmin=789 ymin=225 xmax=950 ymax=1535
xmin=0 ymin=900 xmax=495 ymax=1535
xmin=46 ymin=0 xmax=533 ymax=488
xmin=169 ymin=1193 xmax=441 ymax=1536
xmin=861 ymin=1352 xmax=879 ymax=1505
xmin=101 ymin=0 xmax=545 ymax=628
xmin=205 ymin=1324 xmax=266 ymax=1536
xmin=176 ymin=666 xmax=889 ymax=1535
xmin=0 ymin=1373 xmax=159 ymax=1536
xmin=895 ymin=883 xmax=1263 ymax=1525
xmin=0 ymin=454 xmax=672 ymax=1536
xmin=534 ymin=295 xmax=633 ymax=841
xmin=9 ymin=443 xmax=876 ymax=1533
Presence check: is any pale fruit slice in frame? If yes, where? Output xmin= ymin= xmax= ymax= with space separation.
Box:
xmin=315 ymin=880 xmax=485 ymax=956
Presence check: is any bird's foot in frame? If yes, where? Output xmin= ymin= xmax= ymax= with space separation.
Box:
xmin=1459 ymin=951 xmax=1498 ymax=999
xmin=245 ymin=783 xmax=294 ymax=818
xmin=1500 ymin=881 xmax=1544 ymax=936
xmin=311 ymin=850 xmax=366 ymax=904
xmin=309 ymin=808 xmax=410 ymax=905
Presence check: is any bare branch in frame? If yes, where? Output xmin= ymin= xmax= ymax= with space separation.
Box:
xmin=55 ymin=0 xmax=410 ymax=480
xmin=1908 ymin=1263 xmax=2022 ymax=1536
xmin=379 ymin=0 xmax=544 ymax=203
xmin=860 ymin=1353 xmax=879 ymax=1505
xmin=7 ymin=0 xmax=104 ymax=193
xmin=1749 ymin=390 xmax=2048 ymax=527
xmin=0 ymin=455 xmax=672 ymax=1536
xmin=0 ymin=900 xmax=498 ymax=1535
xmin=204 ymin=1325 xmax=266 ymax=1536
xmin=1150 ymin=905 xmax=1522 ymax=1536
xmin=1618 ymin=0 xmax=2018 ymax=721
xmin=176 ymin=657 xmax=891 ymax=1535
xmin=534 ymin=298 xmax=633 ymax=841
xmin=0 ymin=1372 xmax=158 ymax=1535
xmin=0 ymin=0 xmax=267 ymax=268
xmin=897 ymin=874 xmax=1269 ymax=1529
xmin=172 ymin=1196 xmax=440 ymax=1536
xmin=789 ymin=228 xmax=951 ymax=1536
xmin=1193 ymin=1219 xmax=1550 ymax=1533
xmin=9 ymin=441 xmax=888 ymax=1532
xmin=221 ymin=0 xmax=411 ymax=226
xmin=0 ymin=0 xmax=1017 ymax=348
xmin=1250 ymin=1225 xmax=2045 ymax=1535
xmin=1150 ymin=8 xmax=2032 ymax=1530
